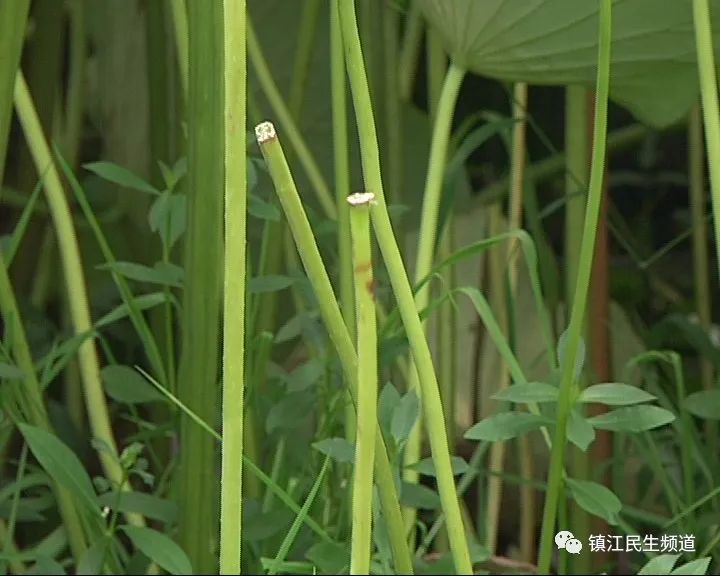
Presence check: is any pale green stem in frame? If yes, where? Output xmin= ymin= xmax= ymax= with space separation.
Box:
xmin=398 ymin=0 xmax=423 ymax=103
xmin=330 ymin=0 xmax=356 ymax=441
xmin=348 ymin=192 xmax=379 ymax=576
xmin=255 ymin=121 xmax=413 ymax=574
xmin=247 ymin=21 xmax=336 ymax=219
xmin=289 ymin=0 xmax=322 ymax=117
xmin=219 ymin=0 xmax=246 ymax=572
xmin=689 ymin=104 xmax=717 ymax=453
xmin=63 ymin=0 xmax=85 ymax=169
xmin=13 ymin=71 xmax=144 ymax=527
xmin=337 ymin=2 xmax=472 ymax=572
xmin=537 ymin=0 xmax=612 ymax=571
xmin=169 ymin=0 xmax=189 ymax=99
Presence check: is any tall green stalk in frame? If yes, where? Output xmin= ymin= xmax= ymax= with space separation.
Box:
xmin=348 ymin=192 xmax=379 ymax=576
xmin=337 ymin=2 xmax=472 ymax=572
xmin=537 ymin=1 xmax=612 ymax=572
xmin=689 ymin=104 xmax=717 ymax=453
xmin=255 ymin=121 xmax=413 ymax=574
xmin=169 ymin=0 xmax=189 ymax=100
xmin=177 ymin=2 xmax=224 ymax=570
xmin=330 ymin=0 xmax=356 ymax=440
xmin=219 ymin=0 xmax=246 ymax=572
xmin=14 ymin=72 xmax=144 ymax=527
xmin=0 ymin=0 xmax=30 ymax=185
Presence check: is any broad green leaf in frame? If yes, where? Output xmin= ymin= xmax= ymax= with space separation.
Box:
xmin=492 ymin=382 xmax=559 ymax=403
xmin=566 ymin=478 xmax=621 ymax=525
xmin=120 ymin=526 xmax=192 ymax=575
xmin=638 ymin=554 xmax=680 ymax=575
xmin=417 ymin=0 xmax=713 ymax=128
xmin=283 ymin=358 xmax=324 ymax=392
xmin=400 ymin=482 xmax=440 ymax=510
xmin=579 ymin=383 xmax=656 ymax=406
xmin=97 ymin=491 xmax=177 ymax=523
xmin=266 ymin=392 xmax=315 ymax=433
xmin=464 ymin=412 xmax=552 ymax=442
xmin=102 ymin=365 xmax=164 ymax=404
xmin=588 ymin=406 xmax=675 ymax=432
xmin=0 ymin=362 xmax=24 ymax=379
xmin=248 ymin=275 xmax=296 ymax=294
xmin=671 ymin=558 xmax=712 ymax=575
xmin=567 ymin=408 xmax=595 ymax=452
xmin=83 ymin=161 xmax=159 ymax=195
xmin=312 ymin=438 xmax=355 ymax=464
xmin=148 ymin=192 xmax=187 ymax=250
xmin=98 ymin=261 xmax=183 ymax=288
xmin=684 ymin=390 xmax=720 ymax=420
xmin=407 ymin=456 xmax=469 ymax=477
xmin=248 ymin=193 xmax=281 ymax=221
xmin=378 ymin=382 xmax=401 ymax=442
xmin=29 ymin=557 xmax=65 ymax=575
xmin=95 ymin=292 xmax=172 ymax=329
xmin=18 ymin=424 xmax=100 ymax=516
xmin=77 ymin=538 xmax=111 ymax=575
xmin=391 ymin=390 xmax=420 ymax=446
xmin=305 ymin=541 xmax=350 ymax=574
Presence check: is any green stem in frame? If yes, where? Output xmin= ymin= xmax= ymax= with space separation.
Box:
xmin=255 ymin=121 xmax=413 ymax=574
xmin=63 ymin=0 xmax=85 ymax=170
xmin=169 ymin=0 xmax=189 ymax=100
xmin=0 ymin=0 xmax=30 ymax=185
xmin=689 ymin=104 xmax=717 ymax=455
xmin=348 ymin=192 xmax=378 ymax=576
xmin=247 ymin=21 xmax=336 ymax=219
xmin=219 ymin=0 xmax=246 ymax=572
xmin=289 ymin=0 xmax=322 ymax=117
xmin=337 ymin=3 xmax=472 ymax=572
xmin=536 ymin=0 xmax=612 ymax=572
xmin=330 ymin=0 xmax=356 ymax=441
xmin=398 ymin=0 xmax=423 ymax=103
xmin=14 ymin=71 xmax=144 ymax=526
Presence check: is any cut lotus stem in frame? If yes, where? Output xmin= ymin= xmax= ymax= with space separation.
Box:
xmin=348 ymin=191 xmax=378 ymax=576
xmin=337 ymin=1 xmax=472 ymax=572
xmin=255 ymin=121 xmax=413 ymax=574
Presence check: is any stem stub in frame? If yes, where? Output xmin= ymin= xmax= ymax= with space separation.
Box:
xmin=347 ymin=191 xmax=376 ymax=206
xmin=255 ymin=120 xmax=277 ymax=144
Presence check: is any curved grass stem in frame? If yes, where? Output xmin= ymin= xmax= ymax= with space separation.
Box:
xmin=536 ymin=1 xmax=612 ymax=571
xmin=337 ymin=2 xmax=472 ymax=572
xmin=13 ymin=71 xmax=144 ymax=528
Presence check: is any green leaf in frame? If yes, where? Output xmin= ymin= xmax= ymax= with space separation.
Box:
xmin=148 ymin=192 xmax=187 ymax=250
xmin=400 ymin=482 xmax=440 ymax=510
xmin=464 ymin=412 xmax=552 ymax=442
xmin=121 ymin=526 xmax=192 ymax=574
xmin=283 ymin=358 xmax=324 ymax=392
xmin=378 ymin=382 xmax=401 ymax=442
xmin=306 ymin=541 xmax=349 ymax=574
xmin=0 ymin=362 xmax=24 ymax=379
xmin=566 ymin=478 xmax=621 ymax=525
xmin=407 ymin=456 xmax=468 ymax=477
xmin=638 ymin=554 xmax=680 ymax=575
xmin=312 ymin=438 xmax=355 ymax=464
xmin=95 ymin=292 xmax=172 ymax=330
xmin=491 ymin=382 xmax=559 ymax=404
xmin=97 ymin=491 xmax=177 ymax=523
xmin=266 ymin=392 xmax=314 ymax=433
xmin=77 ymin=538 xmax=111 ymax=575
xmin=417 ymin=0 xmax=709 ymax=128
xmin=83 ymin=161 xmax=159 ymax=195
xmin=684 ymin=390 xmax=720 ymax=420
xmin=671 ymin=558 xmax=712 ymax=575
xmin=18 ymin=424 xmax=100 ymax=516
xmin=567 ymin=408 xmax=595 ymax=452
xmin=391 ymin=390 xmax=420 ymax=446
xmin=102 ymin=365 xmax=165 ymax=404
xmin=579 ymin=383 xmax=656 ymax=406
xmin=588 ymin=406 xmax=676 ymax=432
xmin=248 ymin=274 xmax=296 ymax=294
xmin=248 ymin=193 xmax=281 ymax=221
xmin=98 ymin=261 xmax=183 ymax=288
xmin=29 ymin=557 xmax=66 ymax=575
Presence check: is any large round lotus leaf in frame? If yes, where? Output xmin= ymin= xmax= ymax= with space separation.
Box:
xmin=418 ymin=0 xmax=715 ymax=128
